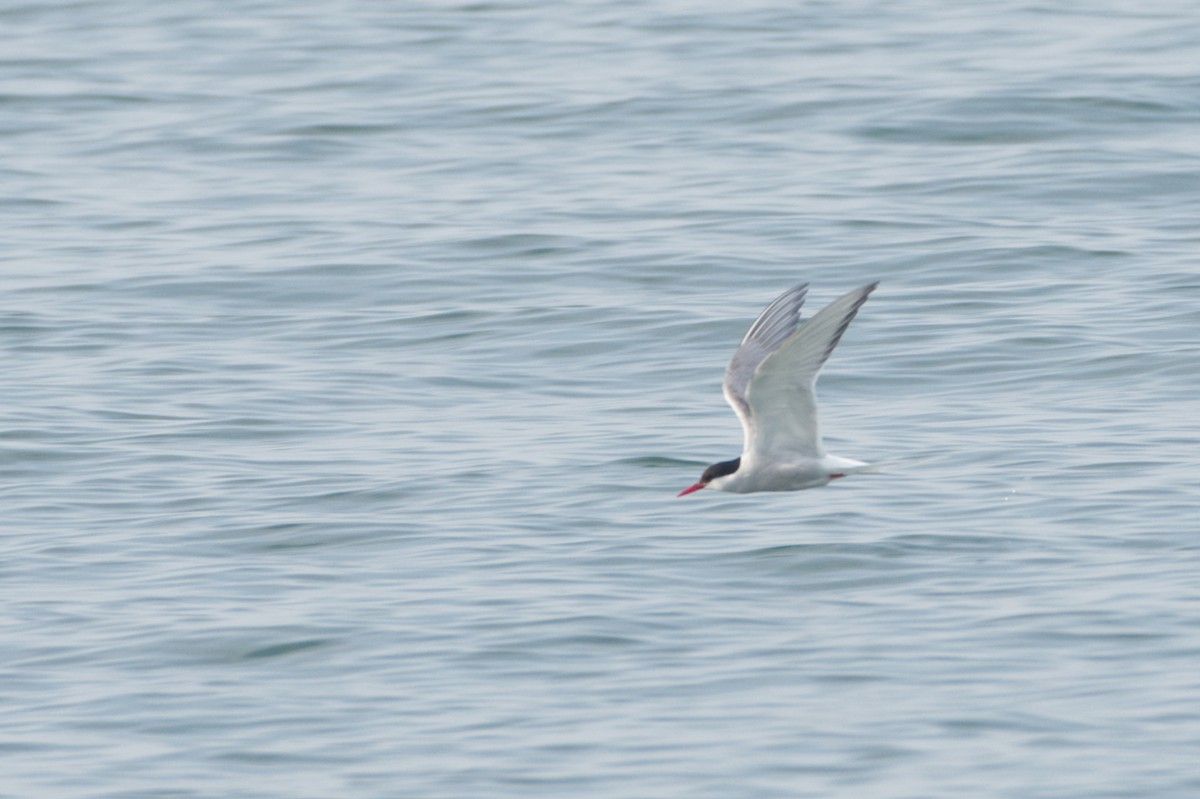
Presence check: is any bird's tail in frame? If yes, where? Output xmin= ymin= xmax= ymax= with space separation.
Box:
xmin=853 ymin=454 xmax=940 ymax=474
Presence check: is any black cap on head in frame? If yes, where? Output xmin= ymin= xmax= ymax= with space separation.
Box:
xmin=701 ymin=457 xmax=741 ymax=484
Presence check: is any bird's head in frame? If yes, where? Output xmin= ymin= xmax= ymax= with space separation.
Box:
xmin=677 ymin=457 xmax=741 ymax=496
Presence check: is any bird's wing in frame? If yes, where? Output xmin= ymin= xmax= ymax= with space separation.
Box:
xmin=744 ymin=282 xmax=877 ymax=461
xmin=723 ymin=283 xmax=809 ymax=450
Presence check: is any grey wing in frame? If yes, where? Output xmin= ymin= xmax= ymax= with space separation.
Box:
xmin=722 ymin=283 xmax=809 ymax=445
xmin=746 ymin=282 xmax=878 ymax=459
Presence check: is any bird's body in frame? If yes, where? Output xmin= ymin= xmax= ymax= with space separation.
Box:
xmin=678 ymin=282 xmax=878 ymax=496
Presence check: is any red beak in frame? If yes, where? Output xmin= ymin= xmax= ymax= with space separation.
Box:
xmin=677 ymin=483 xmax=703 ymax=497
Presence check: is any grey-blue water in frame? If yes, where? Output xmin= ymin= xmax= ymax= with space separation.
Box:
xmin=4 ymin=2 xmax=1200 ymax=797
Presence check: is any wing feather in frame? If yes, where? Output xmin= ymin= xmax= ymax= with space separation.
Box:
xmin=722 ymin=283 xmax=808 ymax=445
xmin=745 ymin=282 xmax=877 ymax=459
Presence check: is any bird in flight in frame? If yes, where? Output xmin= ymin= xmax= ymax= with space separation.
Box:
xmin=678 ymin=282 xmax=878 ymax=496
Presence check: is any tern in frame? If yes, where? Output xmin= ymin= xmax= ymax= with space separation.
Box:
xmin=678 ymin=282 xmax=878 ymax=496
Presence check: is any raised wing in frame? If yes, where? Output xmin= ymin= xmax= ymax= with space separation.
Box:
xmin=722 ymin=283 xmax=808 ymax=446
xmin=744 ymin=282 xmax=877 ymax=460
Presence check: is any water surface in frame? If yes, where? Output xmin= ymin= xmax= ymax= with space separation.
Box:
xmin=4 ymin=2 xmax=1200 ymax=797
